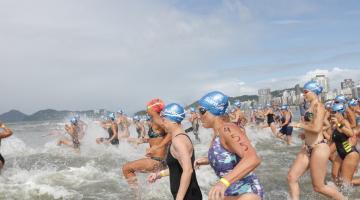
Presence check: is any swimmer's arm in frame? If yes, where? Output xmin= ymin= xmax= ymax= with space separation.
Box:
xmin=194 ymin=157 xmax=209 ymax=167
xmin=337 ymin=121 xmax=354 ymax=137
xmin=345 ymin=110 xmax=357 ymax=128
xmin=0 ymin=123 xmax=13 ymax=139
xmin=172 ymin=139 xmax=193 ymax=200
xmin=221 ymin=128 xmax=261 ymax=184
xmin=108 ymin=124 xmax=118 ymax=142
xmin=153 ymin=132 xmax=172 ymax=150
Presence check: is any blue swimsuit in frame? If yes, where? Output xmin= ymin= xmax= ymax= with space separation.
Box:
xmin=208 ymin=136 xmax=264 ymax=199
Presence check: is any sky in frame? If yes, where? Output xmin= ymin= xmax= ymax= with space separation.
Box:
xmin=1 ymin=0 xmax=360 ymax=115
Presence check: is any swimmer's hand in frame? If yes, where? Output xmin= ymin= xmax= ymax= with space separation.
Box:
xmin=147 ymin=172 xmax=161 ymax=184
xmin=194 ymin=157 xmax=209 ymax=169
xmin=209 ymin=181 xmax=227 ymax=200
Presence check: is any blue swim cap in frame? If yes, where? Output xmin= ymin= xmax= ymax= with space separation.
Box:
xmin=198 ymin=91 xmax=229 ymax=116
xmin=348 ymin=99 xmax=358 ymax=107
xmin=281 ymin=105 xmax=289 ymax=110
xmin=332 ymin=103 xmax=346 ymax=114
xmin=108 ymin=112 xmax=116 ymax=121
xmin=234 ymin=100 xmax=241 ymax=108
xmin=189 ymin=107 xmax=196 ymax=113
xmin=334 ymin=95 xmax=347 ymax=103
xmin=303 ymin=81 xmax=323 ymax=95
xmin=161 ymin=103 xmax=185 ymax=123
xmin=324 ymin=100 xmax=333 ymax=109
xmin=70 ymin=117 xmax=78 ymax=124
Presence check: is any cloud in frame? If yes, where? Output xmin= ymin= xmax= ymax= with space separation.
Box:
xmin=0 ymin=0 xmax=262 ymax=114
xmin=1 ymin=0 xmax=359 ymax=115
xmin=271 ymin=19 xmax=306 ymax=25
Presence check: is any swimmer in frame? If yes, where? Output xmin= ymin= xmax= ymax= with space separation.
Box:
xmin=96 ymin=113 xmax=119 ymax=145
xmin=263 ymin=104 xmax=277 ymax=137
xmin=116 ymin=109 xmax=131 ymax=138
xmin=290 ymin=81 xmax=346 ymax=200
xmin=122 ymin=99 xmax=170 ymax=188
xmin=329 ymin=103 xmax=359 ymax=186
xmin=147 ymin=103 xmax=203 ymax=200
xmin=276 ymin=105 xmax=293 ymax=145
xmin=193 ymin=91 xmax=264 ymax=200
xmin=188 ymin=107 xmax=201 ymax=142
xmin=57 ymin=117 xmax=81 ymax=151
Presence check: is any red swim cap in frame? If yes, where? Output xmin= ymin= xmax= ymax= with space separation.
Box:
xmin=147 ymin=98 xmax=165 ymax=113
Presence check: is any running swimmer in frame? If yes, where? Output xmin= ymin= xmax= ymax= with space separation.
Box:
xmin=122 ymin=99 xmax=170 ymax=187
xmin=348 ymin=99 xmax=359 ymax=127
xmin=329 ymin=103 xmax=359 ymax=186
xmin=186 ymin=107 xmax=201 ymax=142
xmin=276 ymin=105 xmax=293 ymax=145
xmin=147 ymin=103 xmax=203 ymax=200
xmin=193 ymin=91 xmax=264 ymax=200
xmin=0 ymin=122 xmax=13 ymax=173
xmin=263 ymin=104 xmax=277 ymax=137
xmin=335 ymin=95 xmax=357 ymax=129
xmin=57 ymin=117 xmax=81 ymax=151
xmin=290 ymin=81 xmax=346 ymax=200
xmin=116 ymin=109 xmax=131 ymax=138
xmin=232 ymin=100 xmax=247 ymax=128
xmin=96 ymin=113 xmax=119 ymax=145
xmin=133 ymin=115 xmax=146 ymax=138
xmin=74 ymin=114 xmax=87 ymax=140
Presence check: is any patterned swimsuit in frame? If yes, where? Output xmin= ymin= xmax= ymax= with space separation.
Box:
xmin=208 ymin=136 xmax=264 ymax=199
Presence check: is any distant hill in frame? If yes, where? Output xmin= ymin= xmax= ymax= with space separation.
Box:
xmin=0 ymin=109 xmax=105 ymax=123
xmin=24 ymin=109 xmax=72 ymax=121
xmin=1 ymin=87 xmax=299 ymax=122
xmin=0 ymin=110 xmax=28 ymax=122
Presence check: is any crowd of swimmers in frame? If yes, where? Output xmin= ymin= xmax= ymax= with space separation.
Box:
xmin=1 ymin=80 xmax=360 ymax=200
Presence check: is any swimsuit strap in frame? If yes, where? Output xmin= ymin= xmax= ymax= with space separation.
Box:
xmin=174 ymin=133 xmax=192 ymax=143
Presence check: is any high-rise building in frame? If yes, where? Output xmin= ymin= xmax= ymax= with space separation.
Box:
xmin=341 ymin=79 xmax=355 ymax=90
xmin=258 ymin=88 xmax=272 ymax=106
xmin=352 ymin=82 xmax=360 ymax=98
xmin=312 ymin=75 xmax=330 ymax=93
xmin=294 ymin=84 xmax=301 ymax=96
xmin=312 ymin=75 xmax=330 ymax=101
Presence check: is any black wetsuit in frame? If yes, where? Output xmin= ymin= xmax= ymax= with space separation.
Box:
xmin=166 ymin=134 xmax=202 ymax=200
xmin=107 ymin=127 xmax=119 ymax=145
xmin=332 ymin=129 xmax=358 ymax=160
xmin=267 ymin=113 xmax=275 ymax=126
xmin=279 ymin=115 xmax=293 ymax=136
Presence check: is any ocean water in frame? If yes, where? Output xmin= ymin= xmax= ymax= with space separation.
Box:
xmin=0 ymin=116 xmax=359 ymax=200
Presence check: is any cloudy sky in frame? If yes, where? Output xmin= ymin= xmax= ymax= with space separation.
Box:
xmin=1 ymin=0 xmax=360 ymax=115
